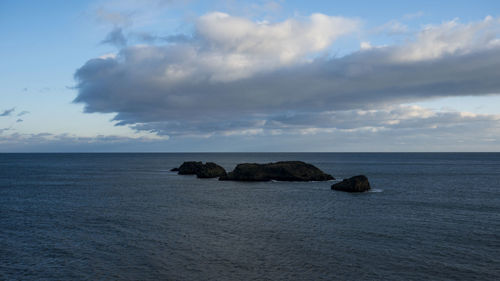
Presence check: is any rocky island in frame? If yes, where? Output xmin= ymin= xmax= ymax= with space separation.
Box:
xmin=172 ymin=161 xmax=373 ymax=191
xmin=219 ymin=161 xmax=334 ymax=182
xmin=171 ymin=161 xmax=227 ymax=178
xmin=331 ymin=175 xmax=371 ymax=192
xmin=172 ymin=160 xmax=333 ymax=182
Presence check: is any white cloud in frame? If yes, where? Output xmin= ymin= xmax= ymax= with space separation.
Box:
xmin=393 ymin=16 xmax=500 ymax=62
xmin=360 ymin=41 xmax=372 ymax=50
xmin=98 ymin=53 xmax=117 ymax=59
xmin=402 ymin=11 xmax=424 ymax=20
xmin=375 ymin=20 xmax=408 ymax=35
xmin=192 ymin=12 xmax=359 ymax=81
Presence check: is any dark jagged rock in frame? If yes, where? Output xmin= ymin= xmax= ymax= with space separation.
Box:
xmin=196 ymin=162 xmax=227 ymax=178
xmin=331 ymin=175 xmax=371 ymax=192
xmin=177 ymin=161 xmax=203 ymax=175
xmin=219 ymin=161 xmax=334 ymax=182
xmin=175 ymin=161 xmax=227 ymax=178
xmin=170 ymin=167 xmax=179 ymax=172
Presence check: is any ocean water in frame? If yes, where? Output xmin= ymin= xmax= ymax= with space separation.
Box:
xmin=0 ymin=153 xmax=499 ymax=280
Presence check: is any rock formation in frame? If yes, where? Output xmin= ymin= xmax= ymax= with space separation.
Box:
xmin=331 ymin=175 xmax=371 ymax=192
xmin=177 ymin=161 xmax=203 ymax=175
xmin=219 ymin=161 xmax=334 ymax=182
xmin=174 ymin=161 xmax=227 ymax=178
xmin=196 ymin=162 xmax=227 ymax=178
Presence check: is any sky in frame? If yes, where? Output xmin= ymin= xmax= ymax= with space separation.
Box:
xmin=1 ymin=0 xmax=500 ymax=152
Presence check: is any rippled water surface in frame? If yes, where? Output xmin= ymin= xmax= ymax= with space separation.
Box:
xmin=1 ymin=153 xmax=499 ymax=280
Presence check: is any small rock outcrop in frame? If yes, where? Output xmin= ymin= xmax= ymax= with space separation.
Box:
xmin=331 ymin=175 xmax=371 ymax=192
xmin=197 ymin=162 xmax=227 ymax=178
xmin=177 ymin=161 xmax=203 ymax=175
xmin=174 ymin=161 xmax=226 ymax=178
xmin=219 ymin=161 xmax=334 ymax=182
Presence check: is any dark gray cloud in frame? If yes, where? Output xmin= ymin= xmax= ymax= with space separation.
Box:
xmin=101 ymin=27 xmax=127 ymax=47
xmin=0 ymin=108 xmax=15 ymax=117
xmin=74 ymin=14 xmax=500 ymax=137
xmin=127 ymin=104 xmax=500 ymax=139
xmin=74 ymin=46 xmax=500 ymax=135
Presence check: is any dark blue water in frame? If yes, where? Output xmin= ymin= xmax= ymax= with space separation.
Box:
xmin=1 ymin=153 xmax=499 ymax=280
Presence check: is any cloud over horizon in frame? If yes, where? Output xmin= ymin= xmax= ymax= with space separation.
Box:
xmin=74 ymin=13 xmax=500 ymax=140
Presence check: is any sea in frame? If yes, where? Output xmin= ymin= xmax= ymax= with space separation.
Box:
xmin=1 ymin=153 xmax=499 ymax=280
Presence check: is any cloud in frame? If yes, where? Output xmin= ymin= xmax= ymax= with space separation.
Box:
xmin=0 ymin=132 xmax=168 ymax=144
xmin=220 ymin=0 xmax=284 ymax=20
xmin=17 ymin=111 xmax=29 ymax=117
xmin=101 ymin=27 xmax=128 ymax=47
xmin=0 ymin=131 xmax=161 ymax=152
xmin=265 ymin=105 xmax=500 ymax=134
xmin=0 ymin=108 xmax=15 ymax=117
xmin=394 ymin=16 xmax=500 ymax=61
xmin=132 ymin=32 xmax=192 ymax=44
xmin=74 ymin=14 xmax=500 ymax=139
xmin=0 ymin=127 xmax=10 ymax=134
xmin=374 ymin=20 xmax=408 ymax=35
xmin=1 ymin=109 xmax=499 ymax=151
xmin=128 ymin=104 xmax=500 ymax=139
xmin=194 ymin=12 xmax=359 ymax=70
xmin=402 ymin=11 xmax=424 ymax=20
xmin=92 ymin=0 xmax=193 ymax=30
xmin=95 ymin=8 xmax=133 ymax=26
xmin=0 ymin=132 xmax=169 ymax=152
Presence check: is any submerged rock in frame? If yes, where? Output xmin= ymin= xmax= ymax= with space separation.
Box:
xmin=219 ymin=161 xmax=334 ymax=182
xmin=175 ymin=161 xmax=226 ymax=178
xmin=331 ymin=175 xmax=371 ymax=192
